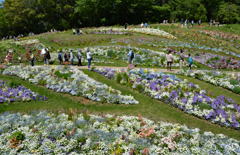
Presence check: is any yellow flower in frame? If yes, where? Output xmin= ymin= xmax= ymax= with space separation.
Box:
xmin=144 ymin=70 xmax=148 ymax=73
xmin=47 ymin=113 xmax=51 ymax=116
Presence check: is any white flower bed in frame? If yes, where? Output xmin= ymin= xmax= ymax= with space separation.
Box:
xmin=2 ymin=66 xmax=138 ymax=104
xmin=0 ymin=111 xmax=239 ymax=154
xmin=177 ymin=70 xmax=240 ymax=92
xmin=90 ymin=27 xmax=176 ymax=39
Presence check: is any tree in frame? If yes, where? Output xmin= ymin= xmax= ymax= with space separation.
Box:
xmin=217 ymin=3 xmax=240 ymax=23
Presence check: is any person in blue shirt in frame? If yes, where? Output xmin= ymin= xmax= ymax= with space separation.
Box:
xmin=128 ymin=48 xmax=134 ymax=64
xmin=145 ymin=22 xmax=148 ymax=28
xmin=58 ymin=50 xmax=63 ymax=65
xmin=191 ymin=20 xmax=194 ymax=27
xmin=181 ymin=19 xmax=183 ymax=28
xmin=188 ymin=54 xmax=193 ymax=70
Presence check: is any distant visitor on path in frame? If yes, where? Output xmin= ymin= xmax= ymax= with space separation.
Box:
xmin=73 ymin=28 xmax=76 ymax=35
xmin=188 ymin=54 xmax=193 ymax=70
xmin=128 ymin=48 xmax=134 ymax=64
xmin=124 ymin=23 xmax=128 ymax=29
xmin=86 ymin=49 xmax=92 ymax=68
xmin=70 ymin=50 xmax=74 ymax=66
xmin=166 ymin=50 xmax=174 ymax=71
xmin=191 ymin=20 xmax=194 ymax=27
xmin=77 ymin=49 xmax=83 ymax=66
xmin=179 ymin=49 xmax=185 ymax=70
xmin=64 ymin=51 xmax=69 ymax=62
xmin=30 ymin=51 xmax=35 ymax=66
xmin=181 ymin=19 xmax=183 ymax=28
xmin=45 ymin=49 xmax=51 ymax=66
xmin=58 ymin=50 xmax=63 ymax=65
xmin=145 ymin=22 xmax=148 ymax=28
xmin=141 ymin=22 xmax=144 ymax=28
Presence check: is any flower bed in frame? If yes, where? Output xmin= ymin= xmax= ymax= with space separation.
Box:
xmin=2 ymin=66 xmax=138 ymax=104
xmin=177 ymin=70 xmax=240 ymax=94
xmin=0 ymin=80 xmax=47 ymax=103
xmin=192 ymin=53 xmax=240 ymax=69
xmin=93 ymin=68 xmax=240 ymax=130
xmin=85 ymin=29 xmax=127 ymax=35
xmin=90 ymin=27 xmax=177 ymax=39
xmin=0 ymin=111 xmax=239 ymax=154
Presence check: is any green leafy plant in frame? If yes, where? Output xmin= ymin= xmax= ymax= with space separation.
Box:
xmin=8 ymin=81 xmax=21 ymax=88
xmin=233 ymin=86 xmax=240 ymax=94
xmin=38 ymin=80 xmax=47 ymax=86
xmin=8 ymin=131 xmax=25 ymax=142
xmin=116 ymin=73 xmax=122 ymax=83
xmin=54 ymin=70 xmax=72 ymax=80
xmin=229 ymin=79 xmax=239 ymax=85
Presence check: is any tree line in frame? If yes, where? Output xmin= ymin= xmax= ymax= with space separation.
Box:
xmin=0 ymin=0 xmax=240 ymax=38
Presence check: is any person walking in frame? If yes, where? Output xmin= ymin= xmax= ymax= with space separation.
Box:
xmin=166 ymin=50 xmax=174 ymax=71
xmin=185 ymin=19 xmax=187 ymax=28
xmin=64 ymin=51 xmax=69 ymax=62
xmin=198 ymin=19 xmax=201 ymax=27
xmin=45 ymin=49 xmax=51 ymax=66
xmin=86 ymin=49 xmax=92 ymax=68
xmin=77 ymin=49 xmax=83 ymax=66
xmin=70 ymin=50 xmax=74 ymax=65
xmin=145 ymin=22 xmax=148 ymax=28
xmin=73 ymin=28 xmax=76 ymax=35
xmin=124 ymin=23 xmax=128 ymax=29
xmin=188 ymin=54 xmax=193 ymax=70
xmin=179 ymin=49 xmax=185 ymax=70
xmin=58 ymin=50 xmax=63 ymax=65
xmin=29 ymin=51 xmax=34 ymax=66
xmin=141 ymin=22 xmax=144 ymax=28
xmin=191 ymin=20 xmax=194 ymax=27
xmin=181 ymin=19 xmax=183 ymax=28
xmin=128 ymin=48 xmax=134 ymax=65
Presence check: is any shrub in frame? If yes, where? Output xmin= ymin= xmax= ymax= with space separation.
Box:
xmin=107 ymin=49 xmax=114 ymax=58
xmin=233 ymin=86 xmax=240 ymax=94
xmin=135 ymin=84 xmax=144 ymax=92
xmin=198 ymin=103 xmax=212 ymax=111
xmin=39 ymin=80 xmax=47 ymax=86
xmin=9 ymin=131 xmax=25 ymax=141
xmin=229 ymin=79 xmax=239 ymax=85
xmin=54 ymin=70 xmax=72 ymax=80
xmin=8 ymin=81 xmax=21 ymax=88
xmin=116 ymin=73 xmax=122 ymax=83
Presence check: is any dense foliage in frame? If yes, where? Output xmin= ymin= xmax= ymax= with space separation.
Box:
xmin=0 ymin=0 xmax=239 ymax=38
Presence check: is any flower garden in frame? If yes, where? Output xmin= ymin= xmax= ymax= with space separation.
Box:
xmin=0 ymin=24 xmax=240 ymax=154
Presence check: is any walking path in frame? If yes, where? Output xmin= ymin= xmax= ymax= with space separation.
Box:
xmin=35 ymin=65 xmax=240 ymax=74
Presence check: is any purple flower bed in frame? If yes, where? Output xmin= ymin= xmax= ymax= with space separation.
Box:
xmin=93 ymin=68 xmax=240 ymax=130
xmin=0 ymin=80 xmax=47 ymax=103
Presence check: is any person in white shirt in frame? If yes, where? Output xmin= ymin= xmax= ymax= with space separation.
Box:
xmin=86 ymin=49 xmax=92 ymax=68
xmin=73 ymin=28 xmax=76 ymax=35
xmin=128 ymin=48 xmax=134 ymax=64
xmin=166 ymin=50 xmax=174 ymax=71
xmin=70 ymin=50 xmax=74 ymax=65
xmin=141 ymin=22 xmax=144 ymax=28
xmin=77 ymin=49 xmax=82 ymax=66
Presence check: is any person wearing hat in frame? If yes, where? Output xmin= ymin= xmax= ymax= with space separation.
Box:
xmin=77 ymin=49 xmax=83 ymax=66
xmin=128 ymin=48 xmax=134 ymax=64
xmin=58 ymin=50 xmax=63 ymax=65
xmin=179 ymin=49 xmax=185 ymax=70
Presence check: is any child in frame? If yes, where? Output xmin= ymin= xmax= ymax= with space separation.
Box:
xmin=188 ymin=54 xmax=193 ymax=70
